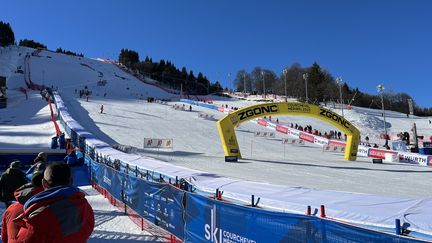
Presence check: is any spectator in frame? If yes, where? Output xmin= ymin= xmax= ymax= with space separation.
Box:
xmin=64 ymin=149 xmax=84 ymax=167
xmin=15 ymin=163 xmax=95 ymax=243
xmin=2 ymin=172 xmax=44 ymax=243
xmin=26 ymin=152 xmax=48 ymax=181
xmin=58 ymin=132 xmax=66 ymax=149
xmin=33 ymin=152 xmax=47 ymax=165
xmin=0 ymin=161 xmax=27 ymax=208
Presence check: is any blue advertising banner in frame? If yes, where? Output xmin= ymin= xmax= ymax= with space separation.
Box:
xmin=184 ymin=193 xmax=424 ymax=243
xmin=90 ymin=160 xmax=185 ymax=239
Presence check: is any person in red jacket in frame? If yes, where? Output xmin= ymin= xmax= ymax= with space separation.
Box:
xmin=15 ymin=163 xmax=95 ymax=243
xmin=2 ymin=172 xmax=44 ymax=243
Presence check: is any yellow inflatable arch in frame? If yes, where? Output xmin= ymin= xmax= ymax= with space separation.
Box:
xmin=217 ymin=102 xmax=360 ymax=161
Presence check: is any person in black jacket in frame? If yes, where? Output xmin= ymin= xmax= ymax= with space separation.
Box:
xmin=0 ymin=161 xmax=27 ymax=208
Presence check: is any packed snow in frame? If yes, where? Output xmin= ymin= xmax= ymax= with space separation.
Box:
xmin=1 ymin=46 xmax=432 ymax=240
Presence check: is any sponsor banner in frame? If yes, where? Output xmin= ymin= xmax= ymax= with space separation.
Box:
xmin=144 ymin=138 xmax=173 ymax=148
xmin=184 ymin=192 xmax=409 ymax=243
xmin=282 ymin=138 xmax=305 ymax=145
xmin=276 ymin=125 xmax=288 ymax=134
xmin=299 ymin=132 xmax=315 ymax=143
xmin=397 ymin=152 xmax=428 ymax=166
xmin=289 ymin=129 xmax=300 ymax=139
xmin=267 ymin=122 xmax=276 ymax=130
xmin=318 ymin=108 xmax=353 ymax=132
xmin=91 ymin=161 xmax=185 ymax=239
xmin=323 ymin=145 xmax=345 ymax=153
xmin=199 ymin=113 xmax=215 ymax=119
xmin=368 ymin=148 xmax=397 ymax=159
xmin=254 ymin=131 xmax=275 ymax=138
xmin=313 ymin=136 xmax=329 ymax=146
xmin=328 ymin=140 xmax=346 ymax=147
xmin=357 ymin=146 xmax=369 ymax=157
xmin=257 ymin=119 xmax=268 ymax=127
xmin=237 ymin=104 xmax=279 ymax=122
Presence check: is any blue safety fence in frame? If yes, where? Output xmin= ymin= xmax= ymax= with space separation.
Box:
xmin=90 ymin=159 xmax=185 ymax=239
xmin=184 ymin=193 xmax=426 ymax=243
xmin=180 ymin=98 xmax=219 ymax=110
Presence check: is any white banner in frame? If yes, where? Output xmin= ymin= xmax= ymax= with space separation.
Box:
xmin=323 ymin=145 xmax=345 ymax=153
xmin=288 ymin=129 xmax=300 ymax=139
xmin=356 ymin=146 xmax=370 ymax=157
xmin=254 ymin=131 xmax=275 ymax=138
xmin=143 ymin=138 xmax=173 ymax=148
xmin=282 ymin=138 xmax=305 ymax=145
xmin=313 ymin=136 xmax=329 ymax=146
xmin=198 ymin=112 xmax=214 ymax=120
xmin=397 ymin=152 xmax=428 ymax=166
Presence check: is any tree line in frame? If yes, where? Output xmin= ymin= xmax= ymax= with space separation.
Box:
xmin=118 ymin=49 xmax=223 ymax=95
xmin=232 ymin=63 xmax=431 ymax=116
xmin=0 ymin=21 xmax=15 ymax=46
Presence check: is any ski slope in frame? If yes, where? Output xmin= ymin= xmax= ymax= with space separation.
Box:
xmin=1 ymin=46 xmax=432 ymax=239
xmin=1 ymin=46 xmax=431 ymax=197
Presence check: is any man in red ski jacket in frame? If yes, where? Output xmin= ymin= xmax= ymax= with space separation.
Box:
xmin=1 ymin=172 xmax=44 ymax=243
xmin=15 ymin=163 xmax=95 ymax=243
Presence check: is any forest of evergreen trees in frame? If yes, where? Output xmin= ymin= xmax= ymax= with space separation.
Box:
xmin=0 ymin=21 xmax=15 ymax=46
xmin=118 ymin=49 xmax=223 ymax=95
xmin=18 ymin=39 xmax=47 ymax=49
xmin=55 ymin=48 xmax=84 ymax=57
xmin=232 ymin=63 xmax=432 ymax=116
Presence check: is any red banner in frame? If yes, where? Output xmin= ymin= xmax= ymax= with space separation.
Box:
xmin=328 ymin=140 xmax=346 ymax=148
xmin=368 ymin=148 xmax=397 ymax=159
xmin=47 ymin=96 xmax=61 ymax=136
xmin=276 ymin=125 xmax=288 ymax=134
xmin=257 ymin=119 xmax=268 ymax=127
xmin=299 ymin=132 xmax=315 ymax=143
xmin=217 ymin=107 xmax=224 ymax=112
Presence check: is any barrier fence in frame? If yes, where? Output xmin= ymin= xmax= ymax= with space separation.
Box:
xmin=89 ymin=157 xmax=425 ymax=243
xmin=50 ymin=94 xmax=431 ymax=242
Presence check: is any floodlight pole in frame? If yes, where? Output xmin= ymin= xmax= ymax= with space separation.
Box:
xmin=377 ymin=84 xmax=388 ymax=143
xmin=336 ymin=76 xmax=344 ymax=117
xmin=303 ymin=73 xmax=309 ymax=103
xmin=283 ymin=69 xmax=288 ymax=102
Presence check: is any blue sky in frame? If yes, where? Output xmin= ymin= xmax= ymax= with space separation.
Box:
xmin=2 ymin=1 xmax=431 ymax=107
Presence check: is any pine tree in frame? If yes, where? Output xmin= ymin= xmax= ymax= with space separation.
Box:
xmin=0 ymin=21 xmax=15 ymax=46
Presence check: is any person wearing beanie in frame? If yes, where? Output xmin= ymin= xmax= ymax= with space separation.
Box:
xmin=14 ymin=163 xmax=95 ymax=243
xmin=34 ymin=152 xmax=47 ymax=164
xmin=1 ymin=172 xmax=44 ymax=242
xmin=26 ymin=152 xmax=48 ymax=181
xmin=0 ymin=161 xmax=27 ymax=208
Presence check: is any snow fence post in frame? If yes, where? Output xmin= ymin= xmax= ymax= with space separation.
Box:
xmin=395 ymin=219 xmax=401 ymax=235
xmin=320 ymin=205 xmax=326 ymax=218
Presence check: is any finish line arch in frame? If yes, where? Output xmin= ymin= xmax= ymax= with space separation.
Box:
xmin=217 ymin=102 xmax=360 ymax=161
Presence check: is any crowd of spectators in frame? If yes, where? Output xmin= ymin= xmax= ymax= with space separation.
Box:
xmin=0 ymin=152 xmax=94 ymax=242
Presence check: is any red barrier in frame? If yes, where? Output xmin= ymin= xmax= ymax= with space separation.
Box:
xmin=47 ymin=96 xmax=61 ymax=136
xmin=299 ymin=132 xmax=315 ymax=143
xmin=368 ymin=148 xmax=397 ymax=159
xmin=276 ymin=125 xmax=288 ymax=134
xmin=257 ymin=119 xmax=267 ymax=127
